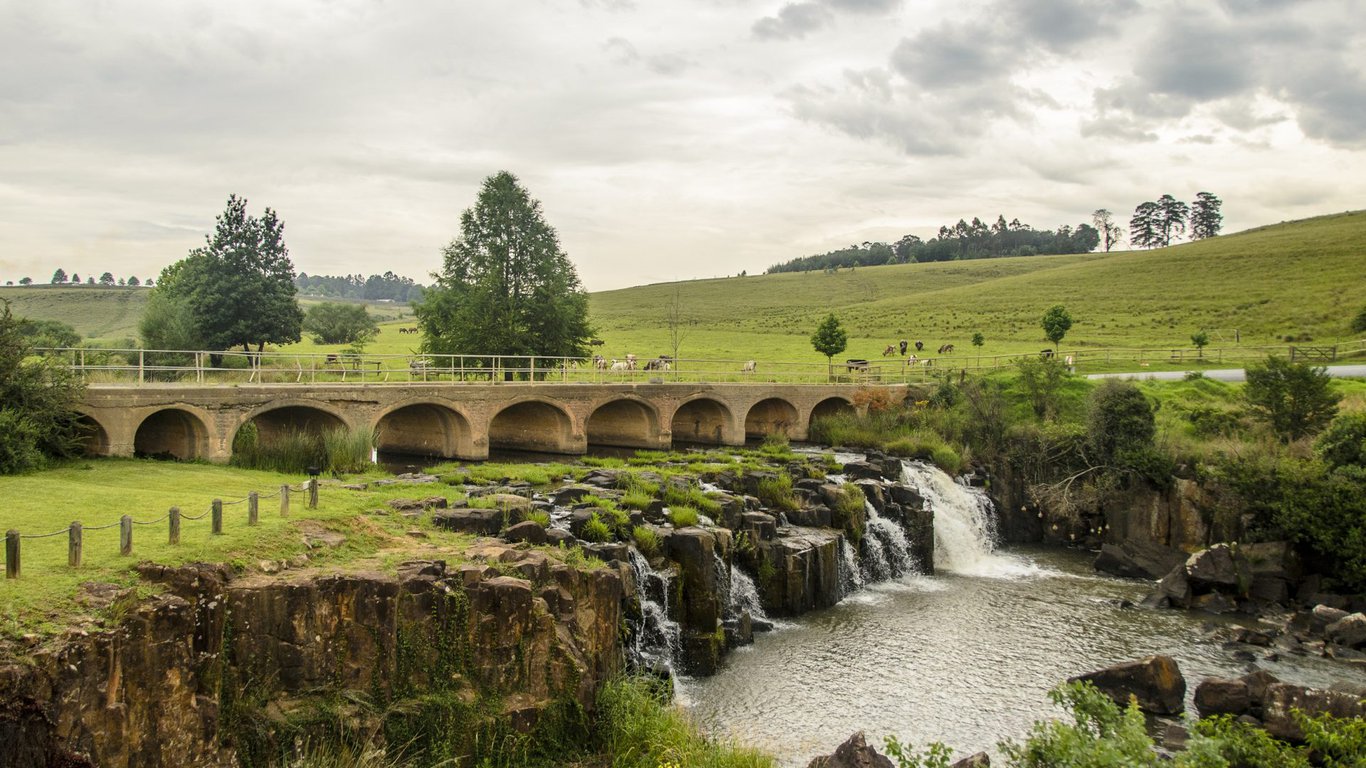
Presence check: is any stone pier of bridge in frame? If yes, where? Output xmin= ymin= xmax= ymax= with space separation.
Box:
xmin=74 ymin=382 xmax=909 ymax=462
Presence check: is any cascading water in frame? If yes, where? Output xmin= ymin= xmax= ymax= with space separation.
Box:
xmin=627 ymin=549 xmax=682 ymax=673
xmin=862 ymin=500 xmax=916 ymax=581
xmin=900 ymin=460 xmax=1036 ymax=578
xmin=729 ymin=565 xmax=768 ymax=621
xmin=838 ymin=538 xmax=864 ymax=596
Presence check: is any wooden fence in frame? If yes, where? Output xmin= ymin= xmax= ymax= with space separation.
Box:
xmin=4 ymin=479 xmax=318 ymax=579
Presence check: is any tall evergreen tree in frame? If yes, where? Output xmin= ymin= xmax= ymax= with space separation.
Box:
xmin=1129 ymin=202 xmax=1160 ymax=249
xmin=1190 ymin=191 xmax=1223 ymax=240
xmin=1155 ymin=194 xmax=1189 ymax=247
xmin=416 ymin=171 xmax=592 ymax=358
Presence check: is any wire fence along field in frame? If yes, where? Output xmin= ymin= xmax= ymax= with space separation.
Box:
xmin=3 ymin=480 xmax=317 ymax=579
xmin=31 ymin=340 xmax=1366 ymax=387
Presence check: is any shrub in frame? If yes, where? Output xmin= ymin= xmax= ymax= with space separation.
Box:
xmin=1352 ymin=304 xmax=1366 ymax=334
xmin=1013 ymin=356 xmax=1069 ymax=420
xmin=667 ymin=506 xmax=700 ymax=528
xmin=631 ymin=525 xmax=661 ymax=557
xmin=1087 ymin=380 xmax=1157 ymax=466
xmin=755 ymin=473 xmax=798 ymax=512
xmin=1316 ymin=412 xmax=1366 ymax=468
xmin=593 ymin=677 xmax=776 ymax=768
xmin=581 ymin=512 xmax=612 ymax=543
xmin=1244 ymin=355 xmax=1340 ymax=442
xmin=303 ymin=302 xmax=380 ymax=345
xmin=831 ymin=483 xmax=865 ymax=541
xmin=0 ymin=300 xmax=85 ymax=473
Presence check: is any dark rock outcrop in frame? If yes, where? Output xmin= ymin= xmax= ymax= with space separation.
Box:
xmin=1069 ymin=655 xmax=1186 ymax=715
xmin=951 ymin=754 xmax=991 ymax=768
xmin=1093 ymin=540 xmax=1186 ymax=581
xmin=432 ymin=508 xmax=503 ymax=536
xmin=806 ymin=731 xmax=894 ymax=768
xmin=1262 ymin=682 xmax=1366 ymax=741
xmin=1194 ymin=677 xmax=1251 ymax=718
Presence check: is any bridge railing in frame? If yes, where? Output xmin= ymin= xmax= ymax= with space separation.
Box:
xmin=30 ymin=340 xmax=1366 ymax=387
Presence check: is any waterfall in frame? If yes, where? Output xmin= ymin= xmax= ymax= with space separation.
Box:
xmin=900 ymin=460 xmax=1034 ymax=578
xmin=729 ymin=565 xmax=768 ymax=621
xmin=627 ymin=549 xmax=681 ymax=674
xmin=862 ymin=500 xmax=916 ymax=581
xmin=838 ymin=537 xmax=864 ymax=596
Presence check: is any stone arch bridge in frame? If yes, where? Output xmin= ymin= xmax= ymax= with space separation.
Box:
xmin=77 ymin=383 xmax=907 ymax=462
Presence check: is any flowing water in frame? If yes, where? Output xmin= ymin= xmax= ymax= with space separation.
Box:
xmin=681 ymin=460 xmax=1364 ymax=766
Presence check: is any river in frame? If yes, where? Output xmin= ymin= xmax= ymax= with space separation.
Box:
xmin=678 ymin=461 xmax=1364 ymax=766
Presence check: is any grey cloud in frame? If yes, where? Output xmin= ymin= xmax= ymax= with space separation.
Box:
xmin=603 ymin=37 xmax=640 ymax=64
xmin=1079 ymin=114 xmax=1160 ymax=143
xmin=787 ymin=81 xmax=964 ymax=155
xmin=753 ymin=3 xmax=833 ymax=40
xmin=580 ymin=0 xmax=637 ymax=10
xmin=1283 ymin=65 xmax=1366 ymax=147
xmin=601 ymin=37 xmax=693 ymax=76
xmin=825 ymin=0 xmax=902 ymax=13
xmin=1007 ymin=0 xmax=1141 ymax=52
xmin=890 ymin=23 xmax=1014 ymax=89
xmin=1135 ymin=24 xmax=1253 ymax=101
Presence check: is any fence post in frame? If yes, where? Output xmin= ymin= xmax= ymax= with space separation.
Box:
xmin=308 ymin=478 xmax=319 ymax=509
xmin=212 ymin=499 xmax=223 ymax=535
xmin=69 ymin=522 xmax=82 ymax=567
xmin=280 ymin=485 xmax=290 ymax=517
xmin=120 ymin=515 xmax=133 ymax=556
xmin=138 ymin=349 xmax=145 ymax=384
xmin=248 ymin=492 xmax=259 ymax=526
xmin=5 ymin=530 xmax=18 ymax=578
xmin=169 ymin=507 xmax=180 ymax=545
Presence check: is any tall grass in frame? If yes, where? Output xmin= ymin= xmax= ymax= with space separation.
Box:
xmin=594 ymin=677 xmax=777 ymax=768
xmin=232 ymin=423 xmax=377 ymax=475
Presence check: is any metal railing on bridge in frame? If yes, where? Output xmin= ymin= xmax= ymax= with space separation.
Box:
xmin=31 ymin=339 xmax=1366 ymax=387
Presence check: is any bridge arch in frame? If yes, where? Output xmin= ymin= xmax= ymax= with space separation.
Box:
xmin=744 ymin=397 xmax=801 ymax=440
xmin=75 ymin=412 xmax=110 ymax=457
xmin=808 ymin=396 xmax=855 ymax=433
xmin=488 ymin=397 xmax=580 ymax=454
xmin=134 ymin=407 xmax=211 ymax=460
xmin=670 ymin=396 xmax=736 ymax=446
xmin=374 ymin=400 xmax=477 ymax=460
xmin=586 ymin=396 xmax=665 ymax=450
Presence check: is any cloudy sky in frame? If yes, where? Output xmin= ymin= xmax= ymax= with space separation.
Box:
xmin=2 ymin=0 xmax=1363 ymax=291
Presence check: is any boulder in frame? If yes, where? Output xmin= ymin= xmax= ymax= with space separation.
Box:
xmin=1093 ymin=540 xmax=1187 ymax=581
xmin=887 ymin=484 xmax=924 ymax=509
xmin=739 ymin=512 xmax=778 ymax=543
xmin=386 ymin=496 xmax=449 ymax=512
xmin=951 ymin=754 xmax=991 ymax=768
xmin=1325 ymin=613 xmax=1366 ymax=648
xmin=806 ymin=731 xmax=894 ymax=768
xmin=1184 ymin=544 xmax=1247 ymax=594
xmin=788 ymin=505 xmax=833 ymax=528
xmin=1143 ymin=564 xmax=1192 ymax=609
xmin=1310 ymin=604 xmax=1350 ymax=633
xmin=432 ymin=508 xmax=503 ymax=536
xmin=545 ymin=528 xmax=576 ymax=547
xmin=1069 ymin=655 xmax=1186 ymax=715
xmin=1194 ymin=677 xmax=1251 ymax=718
xmin=1262 ymin=683 xmax=1366 ymax=741
xmin=840 ymin=461 xmax=887 ymax=482
xmin=552 ymin=484 xmax=604 ymax=505
xmin=503 ymin=521 xmax=548 ymax=546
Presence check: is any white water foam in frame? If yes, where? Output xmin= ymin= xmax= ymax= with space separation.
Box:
xmin=729 ymin=565 xmax=769 ymax=621
xmin=628 ymin=549 xmax=682 ymax=672
xmin=900 ymin=460 xmax=1045 ymax=579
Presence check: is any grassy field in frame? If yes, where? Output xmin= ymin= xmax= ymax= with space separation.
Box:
xmin=4 ymin=211 xmax=1364 ymax=366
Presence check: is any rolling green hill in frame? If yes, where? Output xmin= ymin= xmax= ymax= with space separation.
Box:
xmin=4 ymin=211 xmax=1363 ymax=364
xmin=588 ymin=211 xmax=1366 ymax=361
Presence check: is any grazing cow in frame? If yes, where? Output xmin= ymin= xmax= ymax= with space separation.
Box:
xmin=610 ymin=359 xmax=630 ymax=371
xmin=1040 ymin=349 xmax=1054 ymax=359
xmin=644 ymin=357 xmax=671 ymax=371
xmin=883 ymin=344 xmax=897 ymax=357
xmin=593 ymin=354 xmax=607 ymax=370
xmin=625 ymin=353 xmax=638 ymax=370
xmin=937 ymin=343 xmax=955 ymax=355
xmin=915 ymin=340 xmax=924 ymax=352
xmin=845 ymin=358 xmax=869 ymax=372
xmin=1065 ymin=355 xmax=1075 ymax=371
xmin=905 ymin=355 xmax=918 ymax=366
xmin=589 ymin=338 xmax=605 ymax=346
xmin=899 ymin=340 xmax=908 ymax=355
xmin=741 ymin=360 xmax=757 ymax=373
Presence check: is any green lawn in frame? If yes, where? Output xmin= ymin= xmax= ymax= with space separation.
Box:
xmin=0 ymin=460 xmax=485 ymax=641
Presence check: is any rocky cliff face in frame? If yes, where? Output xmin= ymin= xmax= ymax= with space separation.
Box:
xmin=0 ymin=549 xmax=622 ymax=768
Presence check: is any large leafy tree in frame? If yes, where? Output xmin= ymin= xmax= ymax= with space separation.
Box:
xmin=810 ymin=313 xmax=848 ymax=379
xmin=1190 ymin=191 xmax=1223 ymax=240
xmin=416 ymin=171 xmax=592 ymax=358
xmin=1041 ymin=304 xmax=1073 ymax=345
xmin=145 ymin=195 xmax=303 ymax=352
xmin=303 ymin=302 xmax=379 ymax=346
xmin=0 ymin=300 xmax=85 ymax=473
xmin=1155 ymin=194 xmax=1189 ymax=247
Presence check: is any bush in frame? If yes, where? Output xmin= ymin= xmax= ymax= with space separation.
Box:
xmin=525 ymin=510 xmax=551 ymax=528
xmin=667 ymin=506 xmax=700 ymax=528
xmin=1316 ymin=412 xmax=1366 ymax=469
xmin=1352 ymin=304 xmax=1366 ymax=334
xmin=631 ymin=525 xmax=661 ymax=557
xmin=303 ymin=302 xmax=380 ymax=346
xmin=1013 ymin=356 xmax=1069 ymax=420
xmin=755 ymin=473 xmax=798 ymax=511
xmin=1243 ymin=355 xmax=1340 ymax=442
xmin=0 ymin=300 xmax=85 ymax=474
xmin=581 ymin=512 xmax=612 ymax=543
xmin=593 ymin=677 xmax=776 ymax=768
